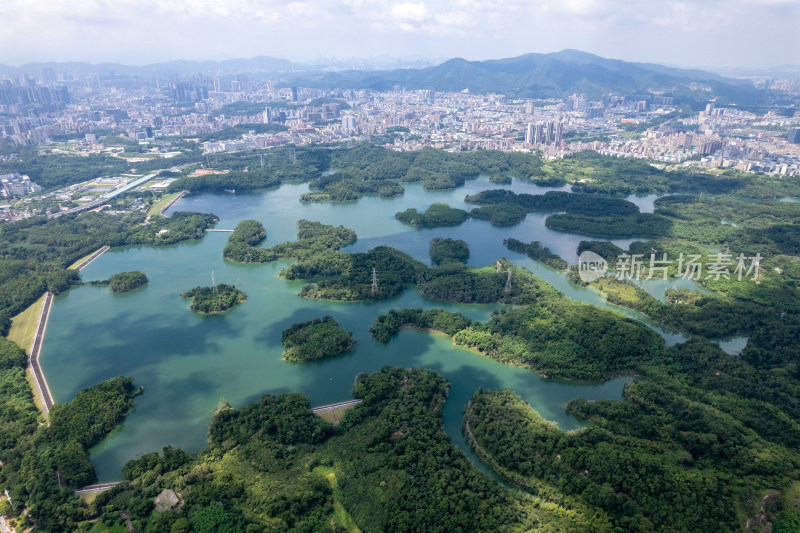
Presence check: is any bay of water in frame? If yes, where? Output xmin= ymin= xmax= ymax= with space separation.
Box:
xmin=42 ymin=176 xmax=686 ymax=481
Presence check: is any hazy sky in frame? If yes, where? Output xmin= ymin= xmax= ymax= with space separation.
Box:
xmin=1 ymin=0 xmax=798 ymax=68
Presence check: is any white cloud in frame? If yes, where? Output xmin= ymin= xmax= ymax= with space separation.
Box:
xmin=0 ymin=0 xmax=795 ymax=67
xmin=390 ymin=1 xmax=428 ymax=23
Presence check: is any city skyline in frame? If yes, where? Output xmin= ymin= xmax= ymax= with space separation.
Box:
xmin=1 ymin=0 xmax=798 ymax=70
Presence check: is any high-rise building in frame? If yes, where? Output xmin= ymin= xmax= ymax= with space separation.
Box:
xmin=788 ymin=128 xmax=800 ymax=144
xmin=341 ymin=115 xmax=357 ymax=133
xmin=700 ymin=140 xmax=723 ymax=155
xmin=291 ymin=86 xmax=298 ymax=102
xmin=525 ymin=123 xmax=535 ymax=144
xmin=525 ymin=101 xmax=535 ymax=115
xmin=534 ymin=123 xmax=543 ymax=144
xmin=545 ymin=121 xmax=554 ymax=145
xmin=555 ymin=121 xmax=564 ymax=146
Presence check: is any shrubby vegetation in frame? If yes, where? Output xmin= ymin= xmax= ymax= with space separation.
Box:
xmin=429 ymin=237 xmax=469 ymax=265
xmin=395 ymin=203 xmax=469 ymax=227
xmin=504 ymin=238 xmax=568 ymax=269
xmin=108 ymin=271 xmax=148 ymax=293
xmin=281 ymin=316 xmax=355 ymax=362
xmin=180 ymin=284 xmax=245 ymax=314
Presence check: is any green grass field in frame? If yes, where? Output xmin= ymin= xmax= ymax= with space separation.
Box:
xmin=148 ymin=191 xmax=181 ymax=217
xmin=7 ymin=294 xmax=45 ymax=352
xmin=314 ymin=466 xmax=361 ymax=533
xmin=314 ymin=405 xmax=355 ymax=426
xmin=69 ymin=251 xmax=98 ymax=270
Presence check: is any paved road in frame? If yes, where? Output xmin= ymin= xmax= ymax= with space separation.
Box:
xmin=0 ymin=515 xmax=11 ymax=533
xmin=51 ymin=172 xmax=160 ymax=218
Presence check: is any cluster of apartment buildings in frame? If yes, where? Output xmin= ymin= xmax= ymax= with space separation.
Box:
xmin=1 ymin=70 xmax=799 ymax=177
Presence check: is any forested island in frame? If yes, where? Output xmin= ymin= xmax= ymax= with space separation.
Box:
xmin=395 ymin=203 xmax=469 ymax=227
xmin=108 ymin=271 xmax=148 ymax=293
xmin=429 ymin=237 xmax=470 ymax=265
xmin=180 ymin=284 xmax=245 ymax=314
xmin=281 ymin=316 xmax=355 ymax=362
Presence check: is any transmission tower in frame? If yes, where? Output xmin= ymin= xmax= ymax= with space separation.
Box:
xmin=211 ymin=270 xmax=217 ymax=295
xmin=505 ymin=271 xmax=512 ymax=293
xmin=371 ymin=267 xmax=378 ymax=293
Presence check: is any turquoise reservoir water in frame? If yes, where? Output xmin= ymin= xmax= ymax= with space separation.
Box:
xmin=41 ymin=177 xmax=681 ymax=481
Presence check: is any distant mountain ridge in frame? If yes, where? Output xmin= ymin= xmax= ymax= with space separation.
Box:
xmin=0 ymin=56 xmax=308 ymax=77
xmin=286 ymin=49 xmax=762 ymax=102
xmin=0 ymin=50 xmax=764 ymax=103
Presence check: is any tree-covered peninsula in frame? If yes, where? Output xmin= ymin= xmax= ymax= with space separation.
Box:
xmin=281 ymin=316 xmax=355 ymax=362
xmin=222 ymin=219 xmax=356 ymax=263
xmin=504 ymin=238 xmax=568 ymax=270
xmin=180 ymin=284 xmax=245 ymax=314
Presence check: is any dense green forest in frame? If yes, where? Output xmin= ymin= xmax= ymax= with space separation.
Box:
xmin=108 ymin=271 xmax=148 ymax=293
xmin=429 ymin=237 xmax=469 ymax=265
xmin=180 ymin=284 xmax=245 ymax=313
xmin=467 ymin=379 xmax=799 ymax=532
xmin=0 ymin=147 xmax=129 ymax=190
xmin=66 ymin=368 xmax=604 ymax=532
xmin=395 ymin=203 xmax=469 ymax=227
xmin=281 ymin=316 xmax=355 ymax=362
xmin=0 ymin=363 xmax=137 ymax=532
xmin=3 ymin=143 xmax=800 ymax=530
